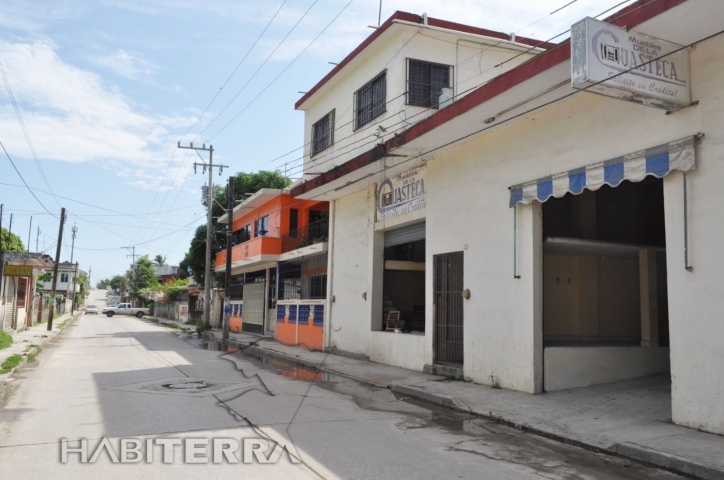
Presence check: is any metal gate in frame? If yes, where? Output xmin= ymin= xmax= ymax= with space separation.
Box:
xmin=242 ymin=282 xmax=265 ymax=334
xmin=2 ymin=277 xmax=17 ymax=332
xmin=433 ymin=252 xmax=464 ymax=366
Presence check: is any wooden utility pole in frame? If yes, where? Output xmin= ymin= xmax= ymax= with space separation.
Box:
xmin=223 ymin=176 xmax=234 ymax=342
xmin=47 ymin=208 xmax=66 ymax=330
xmin=177 ymin=142 xmax=228 ymax=328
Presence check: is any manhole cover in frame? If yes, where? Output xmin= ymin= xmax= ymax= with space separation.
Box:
xmin=164 ymin=381 xmax=208 ymax=390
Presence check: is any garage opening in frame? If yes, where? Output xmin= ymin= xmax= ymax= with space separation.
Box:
xmin=542 ymin=177 xmax=670 ymax=390
xmin=379 ymin=222 xmax=426 ymax=333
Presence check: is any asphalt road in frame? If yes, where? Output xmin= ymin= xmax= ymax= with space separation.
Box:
xmin=0 ymin=290 xmax=683 ymax=479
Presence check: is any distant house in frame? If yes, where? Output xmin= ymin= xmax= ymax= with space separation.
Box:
xmin=1 ymin=252 xmax=55 ymax=332
xmin=154 ymin=265 xmax=180 ymax=284
xmin=40 ymin=262 xmax=86 ymax=300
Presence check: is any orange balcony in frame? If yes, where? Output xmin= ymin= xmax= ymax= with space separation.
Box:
xmin=216 ymin=236 xmax=282 ymax=266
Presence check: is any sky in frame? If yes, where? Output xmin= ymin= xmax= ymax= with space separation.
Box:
xmin=0 ymin=0 xmax=633 ymax=283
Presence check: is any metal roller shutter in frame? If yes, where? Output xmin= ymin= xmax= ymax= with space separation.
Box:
xmin=384 ymin=222 xmax=426 ymax=248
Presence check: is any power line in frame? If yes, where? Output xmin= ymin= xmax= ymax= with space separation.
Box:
xmin=181 ymin=0 xmax=289 ymax=139
xmin=192 ymin=0 xmax=321 ymax=141
xmin=0 ymin=59 xmax=62 ymax=209
xmin=0 ymin=140 xmax=55 ymax=217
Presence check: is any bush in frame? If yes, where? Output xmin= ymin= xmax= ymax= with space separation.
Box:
xmin=0 ymin=354 xmax=22 ymax=374
xmin=0 ymin=331 xmax=12 ymax=350
xmin=195 ymin=320 xmax=211 ymax=335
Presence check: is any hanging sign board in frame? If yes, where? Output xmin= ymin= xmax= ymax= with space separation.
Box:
xmin=4 ymin=265 xmax=33 ymax=276
xmin=377 ymin=164 xmax=426 ymax=221
xmin=571 ymin=17 xmax=691 ymax=110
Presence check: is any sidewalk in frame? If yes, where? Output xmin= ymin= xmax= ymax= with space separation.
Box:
xmin=0 ymin=311 xmax=80 ymax=382
xmin=192 ymin=328 xmax=724 ymax=480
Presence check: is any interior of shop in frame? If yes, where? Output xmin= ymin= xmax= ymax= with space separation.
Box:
xmin=382 ymin=238 xmax=426 ymax=333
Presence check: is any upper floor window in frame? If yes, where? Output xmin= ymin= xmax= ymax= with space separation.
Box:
xmin=355 ymin=71 xmax=386 ymax=129
xmin=407 ymin=59 xmax=452 ymax=108
xmin=235 ymin=224 xmax=251 ymax=244
xmin=289 ymin=209 xmax=299 ymax=238
xmin=60 ymin=273 xmax=69 ymax=283
xmin=254 ymin=216 xmax=269 ymax=237
xmin=312 ymin=110 xmax=334 ymax=156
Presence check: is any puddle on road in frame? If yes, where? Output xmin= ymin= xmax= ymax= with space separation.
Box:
xmin=179 ymin=336 xmax=682 ymax=479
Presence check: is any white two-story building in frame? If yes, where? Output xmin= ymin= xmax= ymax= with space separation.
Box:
xmin=291 ymin=0 xmax=724 ymax=436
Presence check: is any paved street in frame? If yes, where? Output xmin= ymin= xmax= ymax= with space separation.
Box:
xmin=0 ymin=290 xmax=683 ymax=479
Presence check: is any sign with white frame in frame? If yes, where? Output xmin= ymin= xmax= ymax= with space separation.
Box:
xmin=377 ymin=164 xmax=426 ymax=221
xmin=571 ymin=17 xmax=691 ymax=110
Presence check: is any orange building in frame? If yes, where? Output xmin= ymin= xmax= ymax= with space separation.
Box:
xmin=215 ymin=189 xmax=329 ymax=350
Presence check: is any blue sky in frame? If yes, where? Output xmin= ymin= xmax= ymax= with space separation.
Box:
xmin=0 ymin=0 xmax=631 ymax=282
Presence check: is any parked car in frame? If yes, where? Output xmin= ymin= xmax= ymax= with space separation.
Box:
xmin=104 ymin=303 xmax=149 ymax=318
xmin=85 ymin=304 xmax=99 ymax=315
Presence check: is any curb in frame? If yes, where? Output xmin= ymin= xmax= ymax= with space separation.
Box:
xmin=192 ymin=328 xmax=719 ymax=480
xmin=616 ymin=443 xmax=724 ymax=480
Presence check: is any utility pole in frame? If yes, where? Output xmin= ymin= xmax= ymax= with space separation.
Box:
xmin=48 ymin=208 xmax=66 ymax=330
xmin=223 ymin=176 xmax=234 ymax=342
xmin=0 ymin=204 xmax=4 ymax=306
xmin=124 ymin=246 xmax=136 ymax=306
xmin=7 ymin=213 xmax=13 ymax=250
xmin=71 ymin=261 xmax=79 ymax=314
xmin=36 ymin=226 xmax=40 ymax=253
xmin=70 ymin=224 xmax=78 ymax=263
xmin=27 ymin=216 xmax=32 ymax=252
xmin=178 ymin=142 xmax=228 ymax=328
xmin=88 ymin=265 xmax=92 ymax=292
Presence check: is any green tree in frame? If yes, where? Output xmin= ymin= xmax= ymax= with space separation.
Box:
xmin=108 ymin=274 xmax=127 ymax=292
xmin=96 ymin=278 xmax=110 ymax=289
xmin=131 ymin=256 xmax=158 ymax=300
xmin=180 ymin=171 xmax=291 ymax=287
xmin=153 ymin=255 xmax=166 ymax=266
xmin=0 ymin=228 xmax=25 ymax=252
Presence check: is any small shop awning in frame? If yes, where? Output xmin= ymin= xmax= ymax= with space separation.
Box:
xmin=509 ymin=136 xmax=698 ymax=208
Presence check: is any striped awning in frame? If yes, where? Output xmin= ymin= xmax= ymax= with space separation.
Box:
xmin=509 ymin=136 xmax=697 ymax=207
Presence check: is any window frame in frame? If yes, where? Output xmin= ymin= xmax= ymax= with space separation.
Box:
xmin=60 ymin=272 xmax=69 ymax=283
xmin=235 ymin=224 xmax=252 ymax=244
xmin=311 ymin=109 xmax=335 ymax=156
xmin=405 ymin=58 xmax=453 ymax=109
xmin=289 ymin=209 xmax=299 ymax=238
xmin=254 ymin=216 xmax=269 ymax=238
xmin=354 ymin=70 xmax=387 ymax=130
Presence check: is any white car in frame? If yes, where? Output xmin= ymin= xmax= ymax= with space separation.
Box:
xmin=85 ymin=304 xmax=99 ymax=315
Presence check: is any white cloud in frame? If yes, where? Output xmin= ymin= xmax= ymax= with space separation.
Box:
xmin=0 ymin=40 xmax=195 ymax=190
xmin=92 ymin=49 xmax=155 ymax=81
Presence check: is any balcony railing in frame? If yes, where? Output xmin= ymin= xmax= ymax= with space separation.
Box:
xmin=282 ymin=219 xmax=329 ymax=253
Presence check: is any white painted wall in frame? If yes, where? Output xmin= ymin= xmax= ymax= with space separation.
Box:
xmin=544 ymin=347 xmax=670 ymax=391
xmin=299 ymin=25 xmax=538 ymax=177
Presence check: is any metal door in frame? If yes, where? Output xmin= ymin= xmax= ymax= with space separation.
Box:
xmin=242 ymin=282 xmax=265 ymax=334
xmin=433 ymin=252 xmax=464 ymax=366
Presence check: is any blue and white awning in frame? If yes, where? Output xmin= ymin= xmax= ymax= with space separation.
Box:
xmin=509 ymin=136 xmax=697 ymax=207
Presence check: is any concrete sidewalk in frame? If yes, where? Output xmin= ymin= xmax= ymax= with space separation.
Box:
xmin=0 ymin=311 xmax=80 ymax=382
xmin=147 ymin=316 xmax=724 ymax=480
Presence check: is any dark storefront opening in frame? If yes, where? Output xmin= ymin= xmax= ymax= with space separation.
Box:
xmin=382 ymin=235 xmax=426 ymax=333
xmin=543 ymin=177 xmax=669 ymax=347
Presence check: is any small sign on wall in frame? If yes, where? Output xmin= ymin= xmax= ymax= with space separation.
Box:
xmin=377 ymin=164 xmax=427 ymax=221
xmin=571 ymin=17 xmax=691 ymax=110
xmin=5 ymin=265 xmax=33 ymax=276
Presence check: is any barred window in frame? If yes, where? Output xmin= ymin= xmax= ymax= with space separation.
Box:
xmin=355 ymin=71 xmax=386 ymax=129
xmin=312 ymin=110 xmax=334 ymax=156
xmin=407 ymin=59 xmax=451 ymax=108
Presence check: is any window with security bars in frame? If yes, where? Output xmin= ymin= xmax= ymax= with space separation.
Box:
xmin=312 ymin=110 xmax=334 ymax=155
xmin=407 ymin=59 xmax=451 ymax=108
xmin=355 ymin=71 xmax=386 ymax=129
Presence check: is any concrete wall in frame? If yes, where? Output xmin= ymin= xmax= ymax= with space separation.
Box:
xmin=424 ymin=34 xmax=724 ymax=432
xmin=300 ymin=27 xmax=538 ymax=174
xmin=544 ymin=347 xmax=670 ymax=391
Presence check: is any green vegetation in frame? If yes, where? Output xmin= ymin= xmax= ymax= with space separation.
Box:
xmin=179 ymin=170 xmax=291 ymax=286
xmin=0 ymin=354 xmax=23 ymax=374
xmin=27 ymin=352 xmax=37 ymax=362
xmin=153 ymin=255 xmax=167 ymax=266
xmin=0 ymin=228 xmax=25 ymax=252
xmin=0 ymin=331 xmax=12 ymax=350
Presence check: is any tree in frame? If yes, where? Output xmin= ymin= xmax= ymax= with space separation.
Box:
xmin=153 ymin=255 xmax=167 ymax=266
xmin=180 ymin=171 xmax=291 ymax=287
xmin=96 ymin=278 xmax=110 ymax=289
xmin=108 ymin=274 xmax=127 ymax=292
xmin=0 ymin=228 xmax=25 ymax=252
xmin=131 ymin=256 xmax=158 ymax=300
